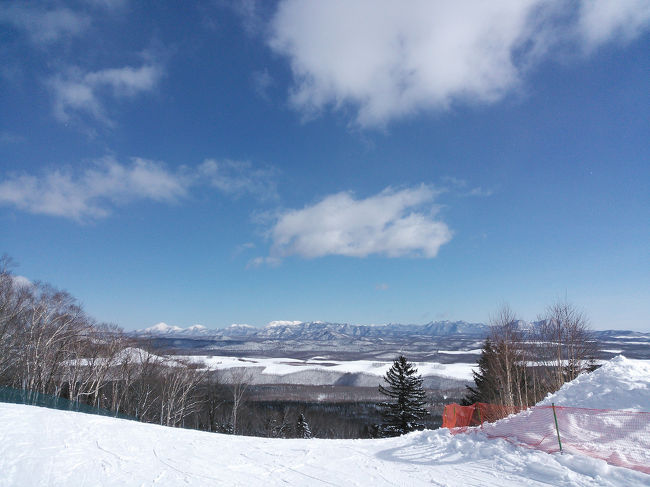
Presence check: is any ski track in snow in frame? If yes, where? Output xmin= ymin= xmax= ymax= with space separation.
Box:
xmin=1 ymin=357 xmax=649 ymax=486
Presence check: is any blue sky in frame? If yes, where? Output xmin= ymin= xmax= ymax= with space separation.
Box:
xmin=1 ymin=1 xmax=649 ymax=331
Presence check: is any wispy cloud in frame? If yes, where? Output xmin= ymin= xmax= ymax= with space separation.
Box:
xmin=466 ymin=187 xmax=494 ymax=198
xmin=0 ymin=132 xmax=26 ymax=145
xmin=48 ymin=64 xmax=162 ymax=125
xmin=0 ymin=157 xmax=187 ymax=220
xmin=0 ymin=5 xmax=90 ymax=45
xmin=251 ymin=69 xmax=274 ymax=101
xmin=246 ymin=256 xmax=282 ymax=269
xmin=442 ymin=177 xmax=495 ymax=198
xmin=268 ymin=0 xmax=650 ymax=127
xmin=578 ymin=0 xmax=650 ymax=49
xmin=259 ymin=185 xmax=452 ymax=262
xmin=0 ymin=156 xmax=275 ymax=221
xmin=82 ymin=0 xmax=129 ymax=11
xmin=199 ymin=159 xmax=278 ymax=201
xmin=230 ymin=0 xmax=266 ymax=37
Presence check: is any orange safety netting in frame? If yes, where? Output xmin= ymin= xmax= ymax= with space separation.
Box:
xmin=442 ymin=402 xmax=523 ymax=428
xmin=442 ymin=403 xmax=650 ymax=474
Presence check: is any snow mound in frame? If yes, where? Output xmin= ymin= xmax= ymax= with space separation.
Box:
xmin=538 ymin=356 xmax=650 ymax=411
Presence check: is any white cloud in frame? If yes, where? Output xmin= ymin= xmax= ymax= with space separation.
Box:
xmin=268 ymin=0 xmax=650 ymax=127
xmin=578 ymin=0 xmax=650 ymax=49
xmin=199 ymin=159 xmax=277 ymax=200
xmin=264 ymin=185 xmax=452 ymax=261
xmin=0 ymin=156 xmax=276 ymax=221
xmin=0 ymin=6 xmax=90 ymax=45
xmin=0 ymin=157 xmax=187 ymax=220
xmin=49 ymin=64 xmax=162 ymax=125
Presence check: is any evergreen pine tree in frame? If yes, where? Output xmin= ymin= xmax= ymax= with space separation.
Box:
xmin=461 ymin=337 xmax=500 ymax=405
xmin=378 ymin=355 xmax=428 ymax=437
xmin=295 ymin=413 xmax=312 ymax=439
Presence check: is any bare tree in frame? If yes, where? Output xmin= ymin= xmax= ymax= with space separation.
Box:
xmin=127 ymin=347 xmax=163 ymax=422
xmin=158 ymin=359 xmax=207 ymax=427
xmin=484 ymin=305 xmax=529 ymax=409
xmin=197 ymin=374 xmax=226 ymax=432
xmin=19 ymin=284 xmax=90 ymax=396
xmin=533 ymin=300 xmax=597 ymax=393
xmin=0 ymin=258 xmax=31 ymax=384
xmin=224 ymin=367 xmax=253 ymax=434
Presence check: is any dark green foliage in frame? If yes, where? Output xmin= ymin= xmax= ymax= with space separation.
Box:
xmin=378 ymin=355 xmax=428 ymax=436
xmin=461 ymin=338 xmax=500 ymax=405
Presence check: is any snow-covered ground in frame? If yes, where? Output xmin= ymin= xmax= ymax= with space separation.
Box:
xmin=182 ymin=355 xmax=477 ymax=382
xmin=1 ymin=356 xmax=648 ymax=486
xmin=537 ymin=356 xmax=650 ymax=411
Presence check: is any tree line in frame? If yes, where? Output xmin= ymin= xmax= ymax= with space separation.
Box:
xmin=462 ymin=304 xmax=598 ymax=410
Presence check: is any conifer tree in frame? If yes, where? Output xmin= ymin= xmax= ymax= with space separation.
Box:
xmin=461 ymin=337 xmax=500 ymax=405
xmin=378 ymin=355 xmax=428 ymax=436
xmin=295 ymin=413 xmax=312 ymax=439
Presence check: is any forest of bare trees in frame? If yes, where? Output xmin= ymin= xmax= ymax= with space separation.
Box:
xmin=0 ymin=256 xmax=212 ymax=426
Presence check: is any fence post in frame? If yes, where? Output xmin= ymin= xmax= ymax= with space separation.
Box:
xmin=551 ymin=403 xmax=563 ymax=453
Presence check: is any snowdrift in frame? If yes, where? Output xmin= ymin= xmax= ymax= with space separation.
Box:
xmin=0 ymin=356 xmax=648 ymax=486
xmin=537 ymin=355 xmax=650 ymax=411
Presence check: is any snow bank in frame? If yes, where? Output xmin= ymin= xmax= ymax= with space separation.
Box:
xmin=538 ymin=356 xmax=650 ymax=411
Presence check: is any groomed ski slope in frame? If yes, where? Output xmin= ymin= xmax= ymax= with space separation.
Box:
xmin=1 ymin=356 xmax=648 ymax=486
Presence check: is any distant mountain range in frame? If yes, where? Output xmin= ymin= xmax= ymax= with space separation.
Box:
xmin=135 ymin=320 xmax=491 ymax=340
xmin=131 ymin=320 xmax=650 ymax=361
xmin=134 ymin=320 xmax=649 ymax=341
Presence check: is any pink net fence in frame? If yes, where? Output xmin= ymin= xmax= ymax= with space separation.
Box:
xmin=442 ymin=403 xmax=650 ymax=474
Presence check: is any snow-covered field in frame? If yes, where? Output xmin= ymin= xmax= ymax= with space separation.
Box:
xmin=1 ymin=356 xmax=648 ymax=486
xmin=181 ymin=355 xmax=477 ymax=382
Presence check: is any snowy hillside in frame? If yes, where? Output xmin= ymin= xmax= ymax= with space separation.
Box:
xmin=1 ymin=356 xmax=648 ymax=486
xmin=181 ymin=355 xmax=477 ymax=384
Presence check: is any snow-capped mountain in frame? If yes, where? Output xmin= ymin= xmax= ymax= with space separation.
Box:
xmin=141 ymin=322 xmax=185 ymax=335
xmin=221 ymin=324 xmax=259 ymax=337
xmin=135 ymin=320 xmax=490 ymax=339
xmin=132 ymin=321 xmax=650 ymax=361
